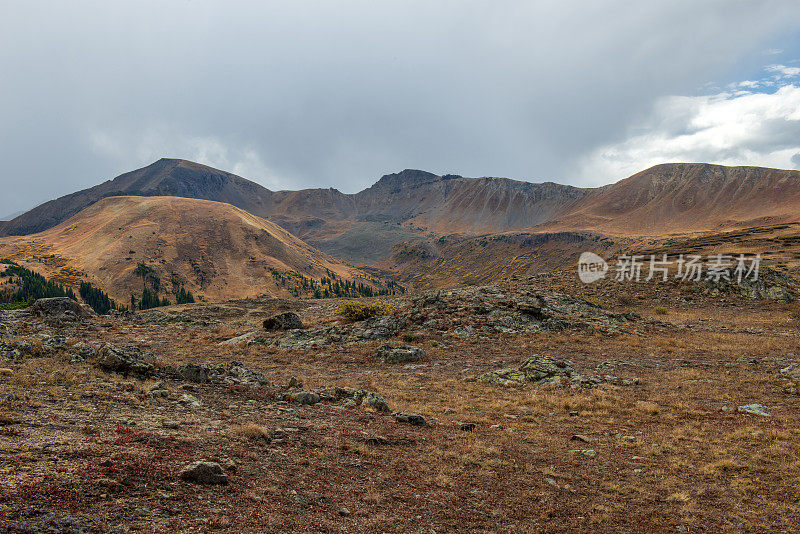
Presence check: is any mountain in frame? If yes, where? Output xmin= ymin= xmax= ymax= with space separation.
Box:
xmin=0 ymin=159 xmax=276 ymax=236
xmin=543 ymin=163 xmax=800 ymax=235
xmin=0 ymin=196 xmax=388 ymax=302
xmin=5 ymin=160 xmax=800 ymax=267
xmin=0 ymin=160 xmax=595 ymax=263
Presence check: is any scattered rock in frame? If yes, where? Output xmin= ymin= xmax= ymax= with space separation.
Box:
xmin=571 ymin=434 xmax=593 ymax=443
xmin=374 ymin=344 xmax=425 ymax=363
xmin=168 ymin=361 xmax=270 ymax=388
xmin=394 ymin=412 xmax=427 ymax=426
xmin=178 ymin=394 xmax=202 ymax=408
xmin=478 ymin=354 xmax=635 ymax=388
xmin=263 ymin=312 xmax=304 ymax=331
xmin=179 ymin=461 xmax=229 ymax=485
xmin=458 ymin=422 xmax=477 ymax=431
xmin=737 ymin=404 xmax=770 ymax=417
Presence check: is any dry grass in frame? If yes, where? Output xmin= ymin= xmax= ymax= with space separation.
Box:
xmin=231 ymin=423 xmax=271 ymax=441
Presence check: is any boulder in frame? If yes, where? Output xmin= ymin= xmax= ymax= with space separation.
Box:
xmin=263 ymin=312 xmax=304 ymax=331
xmin=291 ymin=391 xmax=321 ymax=405
xmin=479 ymin=355 xmax=583 ymax=386
xmin=31 ymin=298 xmax=93 ymax=321
xmin=95 ymin=345 xmax=154 ymax=377
xmin=374 ymin=344 xmax=425 ymax=363
xmin=352 ymin=389 xmax=391 ymax=412
xmin=737 ymin=404 xmax=770 ymax=417
xmin=179 ymin=461 xmax=228 ymax=485
xmin=394 ymin=412 xmax=427 ymax=426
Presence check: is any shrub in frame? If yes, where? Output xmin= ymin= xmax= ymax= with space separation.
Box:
xmin=336 ymin=299 xmax=395 ymax=322
xmin=403 ymin=333 xmax=416 ymax=342
xmin=653 ymin=306 xmax=668 ymax=315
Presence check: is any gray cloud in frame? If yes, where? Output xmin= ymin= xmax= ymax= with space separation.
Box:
xmin=792 ymin=153 xmax=800 ymax=168
xmin=1 ymin=0 xmax=800 ymax=218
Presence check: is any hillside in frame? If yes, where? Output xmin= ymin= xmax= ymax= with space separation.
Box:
xmin=543 ymin=163 xmax=800 ymax=235
xmin=0 ymin=196 xmax=392 ymax=303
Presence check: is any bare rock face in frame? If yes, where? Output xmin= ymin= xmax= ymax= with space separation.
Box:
xmin=263 ymin=312 xmax=304 ymax=331
xmin=179 ymin=461 xmax=229 ymax=485
xmin=31 ymin=298 xmax=93 ymax=322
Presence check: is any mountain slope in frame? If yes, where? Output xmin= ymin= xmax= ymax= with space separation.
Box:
xmin=0 ymin=159 xmax=277 ymax=236
xmin=0 ymin=196 xmax=385 ymax=302
xmin=543 ymin=163 xmax=800 ymax=235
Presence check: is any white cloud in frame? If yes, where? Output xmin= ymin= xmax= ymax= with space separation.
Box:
xmin=766 ymin=64 xmax=800 ymax=78
xmin=575 ymin=83 xmax=800 ymax=184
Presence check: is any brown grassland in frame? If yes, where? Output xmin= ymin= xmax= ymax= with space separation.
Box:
xmin=1 ymin=272 xmax=799 ymax=532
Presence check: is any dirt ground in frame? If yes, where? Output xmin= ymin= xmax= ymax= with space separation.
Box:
xmin=1 ymin=274 xmax=800 ymax=533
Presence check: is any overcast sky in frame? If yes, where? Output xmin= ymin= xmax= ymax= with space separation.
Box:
xmin=2 ymin=1 xmax=800 ymax=218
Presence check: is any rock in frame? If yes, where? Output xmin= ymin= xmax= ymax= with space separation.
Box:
xmin=287 ymin=376 xmax=302 ymax=388
xmin=458 ymin=422 xmax=477 ymax=431
xmin=580 ymin=449 xmax=597 ymax=458
xmin=737 ymin=404 xmax=770 ymax=417
xmin=478 ymin=355 xmax=582 ymax=385
xmin=263 ymin=312 xmax=304 ymax=331
xmin=780 ymin=363 xmax=800 ymax=380
xmin=394 ymin=412 xmax=427 ymax=426
xmin=42 ymin=335 xmax=69 ymax=352
xmin=178 ymin=394 xmax=202 ymax=408
xmin=31 ymin=297 xmax=93 ymax=321
xmin=95 ymin=345 xmax=154 ymax=377
xmin=0 ymin=368 xmax=12 ymax=377
xmin=168 ymin=361 xmax=270 ymax=388
xmin=374 ymin=344 xmax=425 ymax=363
xmin=571 ymin=434 xmax=593 ymax=443
xmin=162 ymin=420 xmax=180 ymax=429
xmin=177 ymin=363 xmax=211 ymax=383
xmin=345 ymin=389 xmax=392 ymax=412
xmin=338 ymin=508 xmax=351 ymax=517
xmin=218 ymin=331 xmax=260 ymax=346
xmin=291 ymin=391 xmax=321 ymax=405
xmin=179 ymin=461 xmax=229 ymax=485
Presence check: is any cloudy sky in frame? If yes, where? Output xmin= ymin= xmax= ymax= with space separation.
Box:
xmin=2 ymin=1 xmax=800 ymax=218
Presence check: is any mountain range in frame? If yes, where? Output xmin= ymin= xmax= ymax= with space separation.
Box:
xmin=2 ymin=158 xmax=800 ymax=299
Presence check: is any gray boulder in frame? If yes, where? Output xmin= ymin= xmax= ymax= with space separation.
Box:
xmin=479 ymin=355 xmax=582 ymax=386
xmin=179 ymin=461 xmax=228 ymax=485
xmin=291 ymin=391 xmax=321 ymax=405
xmin=263 ymin=312 xmax=304 ymax=331
xmin=394 ymin=412 xmax=427 ymax=426
xmin=374 ymin=344 xmax=425 ymax=363
xmin=31 ymin=297 xmax=93 ymax=321
xmin=95 ymin=345 xmax=154 ymax=377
